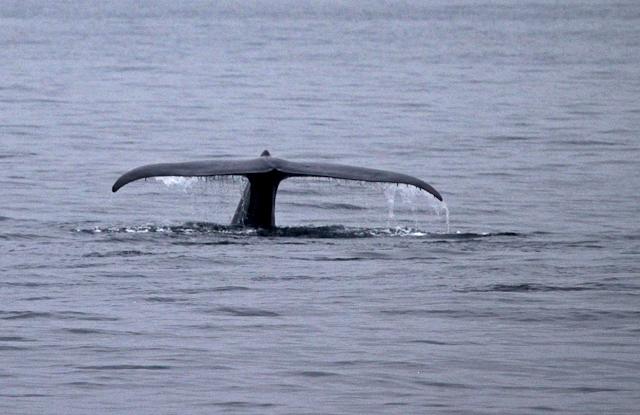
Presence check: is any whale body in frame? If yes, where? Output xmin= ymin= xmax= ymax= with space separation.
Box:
xmin=112 ymin=150 xmax=443 ymax=228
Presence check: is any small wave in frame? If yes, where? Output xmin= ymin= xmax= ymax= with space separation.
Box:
xmin=258 ymin=226 xmax=456 ymax=238
xmin=145 ymin=296 xmax=188 ymax=303
xmin=0 ymin=310 xmax=118 ymax=321
xmin=483 ymin=283 xmax=591 ymax=293
xmin=0 ymin=336 xmax=33 ymax=342
xmin=380 ymin=309 xmax=499 ymax=318
xmin=78 ymin=364 xmax=171 ymax=371
xmin=76 ymin=222 xmax=522 ymax=240
xmin=0 ymin=345 xmax=30 ymax=351
xmin=251 ymin=275 xmax=327 ymax=282
xmin=0 ymin=393 xmax=49 ymax=398
xmin=100 ymin=65 xmax=161 ymax=73
xmin=83 ymin=250 xmax=153 ymax=258
xmin=430 ymin=231 xmax=521 ymax=240
xmin=172 ymin=240 xmax=248 ymax=246
xmin=1 ymin=282 xmax=57 ymax=288
xmin=487 ymin=135 xmax=537 ymax=142
xmin=408 ymin=339 xmax=451 ymax=345
xmin=204 ymin=402 xmax=277 ymax=409
xmin=63 ymin=381 xmax=107 ymax=389
xmin=507 ymin=309 xmax=640 ymax=324
xmin=213 ymin=306 xmax=280 ymax=317
xmin=98 ymin=272 xmax=148 ymax=279
xmin=462 ymin=282 xmax=626 ymax=293
xmin=62 ymin=328 xmax=113 ymax=335
xmin=563 ymin=139 xmax=622 ymax=147
xmin=303 ymin=256 xmax=367 ymax=262
xmin=22 ymin=296 xmax=54 ymax=301
xmin=293 ymin=370 xmax=339 ymax=378
xmin=176 ymin=286 xmax=250 ymax=294
xmin=74 ymin=222 xmax=420 ymax=238
xmin=414 ymin=380 xmax=473 ymax=390
xmin=75 ymin=222 xmax=235 ymax=235
xmin=0 ymin=232 xmax=50 ymax=240
xmin=1 ymin=311 xmax=51 ymax=320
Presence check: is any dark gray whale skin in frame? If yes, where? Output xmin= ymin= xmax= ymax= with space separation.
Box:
xmin=112 ymin=150 xmax=443 ymax=228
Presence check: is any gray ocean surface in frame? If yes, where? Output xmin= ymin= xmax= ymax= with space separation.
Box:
xmin=2 ymin=1 xmax=639 ymax=413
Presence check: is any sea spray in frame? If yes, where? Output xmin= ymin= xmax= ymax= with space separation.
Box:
xmin=383 ymin=184 xmax=450 ymax=233
xmin=438 ymin=202 xmax=450 ymax=234
xmin=154 ymin=176 xmax=199 ymax=190
xmin=152 ymin=176 xmax=247 ymax=223
xmin=149 ymin=176 xmax=450 ymax=231
xmin=384 ymin=185 xmax=397 ymax=226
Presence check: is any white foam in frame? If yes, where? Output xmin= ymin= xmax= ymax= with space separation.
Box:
xmin=154 ymin=176 xmax=200 ymax=190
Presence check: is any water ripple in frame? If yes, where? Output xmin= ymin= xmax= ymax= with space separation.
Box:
xmin=0 ymin=311 xmax=118 ymax=321
xmin=82 ymin=250 xmax=153 ymax=258
xmin=467 ymin=283 xmax=594 ymax=293
xmin=78 ymin=365 xmax=171 ymax=371
xmin=212 ymin=306 xmax=280 ymax=317
xmin=293 ymin=370 xmax=339 ymax=378
xmin=75 ymin=222 xmax=481 ymax=239
xmin=177 ymin=286 xmax=251 ymax=294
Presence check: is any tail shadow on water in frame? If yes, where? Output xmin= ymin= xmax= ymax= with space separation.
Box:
xmin=112 ymin=150 xmax=444 ymax=229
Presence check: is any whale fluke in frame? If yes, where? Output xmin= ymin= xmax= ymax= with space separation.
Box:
xmin=112 ymin=150 xmax=443 ymax=228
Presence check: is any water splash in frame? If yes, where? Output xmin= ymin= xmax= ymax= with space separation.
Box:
xmin=154 ymin=176 xmax=200 ymax=190
xmin=382 ymin=184 xmax=450 ymax=233
xmin=73 ymin=222 xmax=523 ymax=239
xmin=153 ymin=175 xmax=247 ymax=191
xmin=384 ymin=185 xmax=397 ymax=221
xmin=146 ymin=176 xmax=248 ymax=223
xmin=437 ymin=202 xmax=450 ymax=234
xmin=145 ymin=176 xmax=450 ymax=232
xmin=75 ymin=222 xmax=244 ymax=235
xmin=75 ymin=223 xmax=444 ymax=238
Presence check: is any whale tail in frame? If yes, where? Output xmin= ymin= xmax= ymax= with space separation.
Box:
xmin=112 ymin=150 xmax=443 ymax=228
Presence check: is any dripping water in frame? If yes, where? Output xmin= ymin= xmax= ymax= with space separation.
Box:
xmin=148 ymin=176 xmax=448 ymax=232
xmin=384 ymin=183 xmax=450 ymax=233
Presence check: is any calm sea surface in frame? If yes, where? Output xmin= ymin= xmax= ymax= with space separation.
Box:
xmin=1 ymin=1 xmax=639 ymax=413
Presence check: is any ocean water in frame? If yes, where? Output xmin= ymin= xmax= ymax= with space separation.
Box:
xmin=1 ymin=1 xmax=639 ymax=413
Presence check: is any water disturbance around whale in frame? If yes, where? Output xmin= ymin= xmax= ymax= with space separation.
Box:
xmin=112 ymin=150 xmax=443 ymax=228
